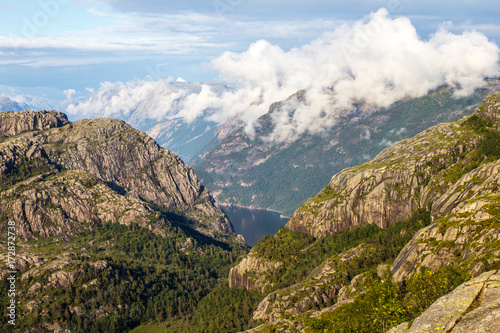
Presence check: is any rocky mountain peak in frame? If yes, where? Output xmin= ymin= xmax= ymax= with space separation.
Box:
xmin=0 ymin=111 xmax=236 ymax=243
xmin=0 ymin=110 xmax=69 ymax=137
xmin=286 ymin=91 xmax=500 ymax=238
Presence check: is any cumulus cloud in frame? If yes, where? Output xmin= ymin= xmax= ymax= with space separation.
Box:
xmin=64 ymin=89 xmax=76 ymax=100
xmin=66 ymin=8 xmax=499 ymax=141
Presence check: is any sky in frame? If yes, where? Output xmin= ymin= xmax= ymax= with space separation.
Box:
xmin=0 ymin=0 xmax=499 ymax=99
xmin=0 ymin=1 xmax=499 ymax=142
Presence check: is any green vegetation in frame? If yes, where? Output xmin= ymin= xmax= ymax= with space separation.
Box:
xmin=477 ymin=131 xmax=500 ymax=161
xmin=254 ymin=209 xmax=431 ymax=291
xmin=188 ymin=283 xmax=262 ymax=333
xmin=305 ymin=266 xmax=470 ymax=333
xmin=0 ymin=223 xmax=248 ymax=333
xmin=0 ymin=157 xmax=56 ymax=191
xmin=461 ymin=114 xmax=495 ymax=133
xmin=462 ymin=114 xmax=500 ymax=161
xmin=254 ymin=226 xmax=315 ymax=261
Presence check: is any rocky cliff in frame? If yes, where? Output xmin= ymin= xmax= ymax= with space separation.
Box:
xmin=391 ymin=159 xmax=500 ymax=282
xmin=0 ymin=110 xmax=68 ymax=137
xmin=287 ymin=91 xmax=499 ymax=238
xmin=228 ymin=254 xmax=282 ymax=291
xmin=0 ymin=111 xmax=236 ymax=242
xmin=0 ymin=110 xmax=248 ymax=333
xmin=230 ymin=92 xmax=500 ymax=332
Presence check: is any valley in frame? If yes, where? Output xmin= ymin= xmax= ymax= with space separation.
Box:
xmin=195 ymin=83 xmax=500 ymax=216
xmin=0 ymin=91 xmax=499 ymax=332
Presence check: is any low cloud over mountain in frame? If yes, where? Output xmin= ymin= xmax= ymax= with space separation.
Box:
xmin=65 ymin=8 xmax=499 ymax=142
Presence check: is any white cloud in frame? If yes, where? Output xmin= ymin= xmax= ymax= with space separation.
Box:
xmin=65 ymin=8 xmax=500 ymax=142
xmin=65 ymin=79 xmax=212 ymax=121
xmin=64 ymin=89 xmax=76 ymax=99
xmin=0 ymin=36 xmax=195 ymax=53
xmin=86 ymin=6 xmax=109 ymax=16
xmin=360 ymin=129 xmax=371 ymax=140
xmin=207 ymin=8 xmax=499 ymax=141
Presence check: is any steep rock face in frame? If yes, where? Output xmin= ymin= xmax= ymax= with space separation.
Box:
xmin=476 ymin=91 xmax=500 ymax=130
xmin=1 ymin=169 xmax=161 ymax=241
xmin=287 ymin=91 xmax=500 ymax=238
xmin=287 ymin=120 xmax=474 ymax=238
xmin=228 ymin=254 xmax=282 ymax=291
xmin=0 ymin=112 xmax=235 ymax=242
xmin=251 ymin=245 xmax=369 ymax=323
xmin=0 ymin=110 xmax=68 ymax=137
xmin=391 ymin=160 xmax=500 ymax=282
xmin=42 ymin=118 xmax=202 ymax=210
xmin=387 ymin=270 xmax=500 ymax=333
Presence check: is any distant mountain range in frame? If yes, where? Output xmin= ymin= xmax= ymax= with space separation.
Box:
xmin=195 ymin=81 xmax=500 ymax=215
xmin=0 ymin=96 xmax=32 ymax=112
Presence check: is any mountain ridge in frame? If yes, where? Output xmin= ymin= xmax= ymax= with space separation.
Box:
xmin=195 ymin=81 xmax=500 ymax=216
xmin=0 ymin=110 xmax=250 ymax=332
xmin=0 ymin=110 xmax=237 ymax=241
xmin=227 ymin=91 xmax=500 ymax=332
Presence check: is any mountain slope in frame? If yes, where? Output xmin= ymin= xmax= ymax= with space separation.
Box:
xmin=67 ymin=81 xmax=240 ymax=165
xmin=0 ymin=111 xmax=236 ymax=240
xmin=0 ymin=110 xmax=247 ymax=332
xmin=196 ymin=82 xmax=500 ymax=215
xmin=0 ymin=97 xmax=32 ymax=112
xmin=227 ymin=92 xmax=500 ymax=332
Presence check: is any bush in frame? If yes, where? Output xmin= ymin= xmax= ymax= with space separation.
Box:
xmin=477 ymin=131 xmax=500 ymax=160
xmin=461 ymin=115 xmax=494 ymax=134
xmin=304 ymin=265 xmax=470 ymax=333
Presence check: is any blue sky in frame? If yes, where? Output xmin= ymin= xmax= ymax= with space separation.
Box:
xmin=0 ymin=0 xmax=499 ymax=101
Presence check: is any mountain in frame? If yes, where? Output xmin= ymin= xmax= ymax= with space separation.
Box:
xmin=0 ymin=110 xmax=247 ymax=332
xmin=67 ymin=81 xmax=241 ymax=165
xmin=125 ymin=82 xmax=226 ymax=164
xmin=226 ymin=91 xmax=500 ymax=332
xmin=1 ymin=91 xmax=499 ymax=333
xmin=0 ymin=97 xmax=32 ymax=112
xmin=195 ymin=81 xmax=500 ymax=216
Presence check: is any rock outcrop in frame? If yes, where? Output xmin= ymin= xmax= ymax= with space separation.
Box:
xmin=0 ymin=110 xmax=69 ymax=137
xmin=387 ymin=270 xmax=500 ymax=333
xmin=287 ymin=91 xmax=500 ymax=238
xmin=391 ymin=160 xmax=500 ymax=282
xmin=476 ymin=91 xmax=500 ymax=130
xmin=250 ymin=244 xmax=369 ymax=323
xmin=228 ymin=254 xmax=282 ymax=291
xmin=0 ymin=111 xmax=236 ymax=242
xmin=2 ymin=169 xmax=161 ymax=241
xmin=286 ymin=119 xmax=476 ymax=238
xmin=49 ymin=271 xmax=76 ymax=288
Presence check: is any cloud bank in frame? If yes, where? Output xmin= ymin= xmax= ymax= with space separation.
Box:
xmin=66 ymin=8 xmax=500 ymax=142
